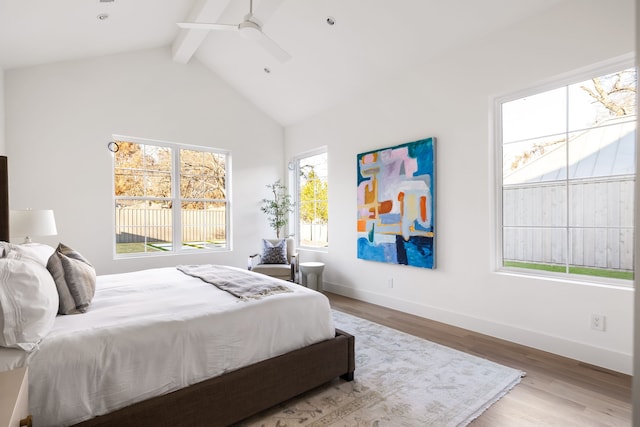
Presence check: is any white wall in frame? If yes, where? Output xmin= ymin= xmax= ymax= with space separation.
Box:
xmin=5 ymin=47 xmax=284 ymax=274
xmin=285 ymin=0 xmax=636 ymax=373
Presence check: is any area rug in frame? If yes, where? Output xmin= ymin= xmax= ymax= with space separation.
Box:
xmin=237 ymin=310 xmax=525 ymax=427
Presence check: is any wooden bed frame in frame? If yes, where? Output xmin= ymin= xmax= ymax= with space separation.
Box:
xmin=0 ymin=157 xmax=9 ymax=242
xmin=73 ymin=329 xmax=354 ymax=427
xmin=0 ymin=155 xmax=355 ymax=426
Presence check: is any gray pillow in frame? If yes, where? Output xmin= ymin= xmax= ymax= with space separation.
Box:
xmin=47 ymin=243 xmax=96 ymax=315
xmin=261 ymin=239 xmax=288 ymax=264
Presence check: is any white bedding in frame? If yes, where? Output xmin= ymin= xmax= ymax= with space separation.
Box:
xmin=0 ymin=266 xmax=335 ymax=427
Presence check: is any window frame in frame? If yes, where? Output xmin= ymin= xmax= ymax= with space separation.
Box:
xmin=493 ymin=55 xmax=636 ymax=287
xmin=112 ymin=135 xmax=231 ymax=258
xmin=291 ymin=147 xmax=329 ymax=251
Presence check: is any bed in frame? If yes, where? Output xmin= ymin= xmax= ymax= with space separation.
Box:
xmin=0 ymin=241 xmax=354 ymax=426
xmin=0 ymin=156 xmax=353 ymax=426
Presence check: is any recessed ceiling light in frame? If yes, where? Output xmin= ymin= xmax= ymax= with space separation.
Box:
xmin=97 ymin=13 xmax=109 ymax=20
xmin=326 ymin=16 xmax=335 ymax=26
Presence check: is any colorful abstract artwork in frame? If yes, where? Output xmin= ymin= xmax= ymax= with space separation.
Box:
xmin=357 ymin=138 xmax=436 ymax=268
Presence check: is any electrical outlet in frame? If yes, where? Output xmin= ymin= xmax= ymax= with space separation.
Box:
xmin=591 ymin=314 xmax=606 ymax=332
xmin=387 ymin=278 xmax=394 ymax=288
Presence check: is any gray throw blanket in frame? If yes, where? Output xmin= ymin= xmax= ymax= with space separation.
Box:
xmin=177 ymin=264 xmax=292 ymax=300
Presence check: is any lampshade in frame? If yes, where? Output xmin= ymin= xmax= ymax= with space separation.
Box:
xmin=10 ymin=209 xmax=58 ymax=244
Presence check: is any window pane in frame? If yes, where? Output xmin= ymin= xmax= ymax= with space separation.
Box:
xmin=297 ymin=151 xmax=328 ymax=248
xmin=502 ymin=87 xmax=566 ymax=143
xmin=299 ymin=200 xmax=329 ymax=247
xmin=569 ymin=227 xmax=633 ymax=279
xmin=181 ymin=202 xmax=227 ymax=249
xmin=503 ymin=183 xmax=567 ymax=228
xmin=503 ymin=134 xmax=568 ymax=185
xmin=144 ymin=146 xmax=172 ymax=172
xmin=503 ymin=226 xmax=567 ymax=268
xmin=114 ymin=141 xmax=143 ymax=169
xmin=115 ymin=200 xmax=172 ymax=254
xmin=114 ymin=170 xmax=144 ymax=197
xmin=567 ymin=123 xmax=636 ymax=180
xmin=114 ymin=141 xmax=143 ymax=197
xmin=114 ymin=142 xmax=172 ymax=198
xmin=568 ymin=68 xmax=637 ymax=131
xmin=566 ymin=117 xmax=636 ymax=280
xmin=145 ymin=171 xmax=172 ymax=198
xmin=180 ymin=149 xmax=226 ymax=200
xmin=180 ymin=149 xmax=228 ymax=250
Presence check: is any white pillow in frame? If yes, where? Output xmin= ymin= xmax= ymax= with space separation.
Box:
xmin=17 ymin=243 xmax=56 ymax=266
xmin=2 ymin=242 xmax=56 ymax=266
xmin=0 ymin=242 xmax=55 ymax=267
xmin=0 ymin=256 xmax=59 ymax=351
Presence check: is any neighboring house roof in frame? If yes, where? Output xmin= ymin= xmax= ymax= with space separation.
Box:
xmin=504 ymin=116 xmax=636 ymax=185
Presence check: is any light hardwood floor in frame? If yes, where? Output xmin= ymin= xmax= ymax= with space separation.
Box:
xmin=325 ymin=292 xmax=632 ymax=427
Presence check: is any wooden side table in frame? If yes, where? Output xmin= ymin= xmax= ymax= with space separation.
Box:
xmin=0 ymin=367 xmax=31 ymax=427
xmin=300 ymin=262 xmax=325 ymax=291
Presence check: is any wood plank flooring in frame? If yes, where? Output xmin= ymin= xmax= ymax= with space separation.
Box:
xmin=326 ymin=292 xmax=632 ymax=427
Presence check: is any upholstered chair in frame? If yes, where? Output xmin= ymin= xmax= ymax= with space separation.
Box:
xmin=248 ymin=238 xmax=299 ymax=282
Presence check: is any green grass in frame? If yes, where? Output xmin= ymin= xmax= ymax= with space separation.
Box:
xmin=116 ymin=243 xmax=166 ymax=254
xmin=116 ymin=241 xmax=227 ymax=254
xmin=504 ymin=261 xmax=634 ymax=281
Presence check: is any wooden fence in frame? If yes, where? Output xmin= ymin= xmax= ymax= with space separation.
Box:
xmin=115 ymin=207 xmax=226 ymax=243
xmin=503 ymin=175 xmax=634 ymax=271
xmin=299 ymin=223 xmax=329 ymax=247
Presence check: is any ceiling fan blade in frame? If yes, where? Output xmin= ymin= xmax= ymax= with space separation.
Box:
xmin=255 ymin=32 xmax=292 ymax=63
xmin=177 ymin=22 xmax=238 ymax=31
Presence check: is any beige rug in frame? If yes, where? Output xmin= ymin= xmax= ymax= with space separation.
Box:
xmin=238 ymin=310 xmax=524 ymax=427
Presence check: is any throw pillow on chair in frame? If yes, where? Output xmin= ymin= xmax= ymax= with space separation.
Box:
xmin=261 ymin=239 xmax=288 ymax=264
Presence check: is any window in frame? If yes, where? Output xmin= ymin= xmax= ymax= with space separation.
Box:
xmin=113 ymin=137 xmax=229 ymax=256
xmin=497 ymin=61 xmax=636 ymax=283
xmin=293 ymin=149 xmax=328 ymax=248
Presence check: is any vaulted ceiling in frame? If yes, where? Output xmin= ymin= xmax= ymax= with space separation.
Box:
xmin=0 ymin=0 xmax=565 ymax=126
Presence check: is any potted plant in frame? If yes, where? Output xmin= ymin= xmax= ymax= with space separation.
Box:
xmin=261 ymin=180 xmax=294 ymax=238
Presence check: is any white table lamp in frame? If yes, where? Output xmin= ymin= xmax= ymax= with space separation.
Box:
xmin=10 ymin=209 xmax=58 ymax=244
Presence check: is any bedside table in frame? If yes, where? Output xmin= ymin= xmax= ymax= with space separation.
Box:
xmin=299 ymin=262 xmax=325 ymax=291
xmin=0 ymin=367 xmax=31 ymax=427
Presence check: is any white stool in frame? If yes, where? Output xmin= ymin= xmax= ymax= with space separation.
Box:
xmin=300 ymin=262 xmax=325 ymax=291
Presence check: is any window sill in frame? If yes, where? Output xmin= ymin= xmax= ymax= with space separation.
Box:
xmin=495 ymin=267 xmax=634 ymax=290
xmin=297 ymin=246 xmax=329 ymax=254
xmin=114 ymin=247 xmax=230 ymax=260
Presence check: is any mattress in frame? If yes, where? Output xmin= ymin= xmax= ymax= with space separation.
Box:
xmin=0 ymin=266 xmax=335 ymax=427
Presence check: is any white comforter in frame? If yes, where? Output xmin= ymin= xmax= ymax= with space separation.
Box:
xmin=0 ymin=266 xmax=335 ymax=426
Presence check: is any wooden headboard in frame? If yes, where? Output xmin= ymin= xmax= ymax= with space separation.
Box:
xmin=0 ymin=156 xmax=9 ymax=242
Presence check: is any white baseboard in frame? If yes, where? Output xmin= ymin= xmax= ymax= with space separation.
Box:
xmin=323 ymin=281 xmax=632 ymax=375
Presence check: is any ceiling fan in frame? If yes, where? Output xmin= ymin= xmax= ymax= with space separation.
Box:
xmin=177 ymin=0 xmax=291 ymax=63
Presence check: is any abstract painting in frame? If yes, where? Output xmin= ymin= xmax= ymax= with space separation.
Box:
xmin=357 ymin=137 xmax=436 ymax=268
